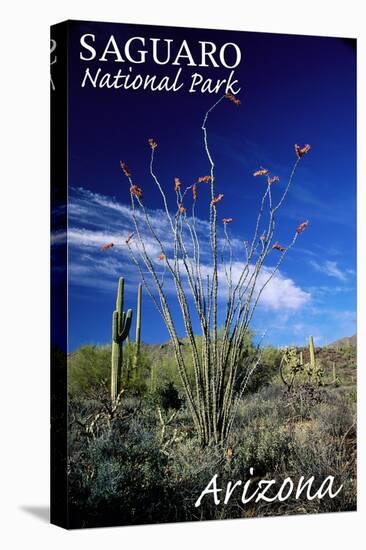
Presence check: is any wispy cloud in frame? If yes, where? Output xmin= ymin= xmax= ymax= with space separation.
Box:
xmin=65 ymin=186 xmax=311 ymax=313
xmin=309 ymin=259 xmax=348 ymax=281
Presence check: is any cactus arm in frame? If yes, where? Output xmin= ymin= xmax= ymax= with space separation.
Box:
xmin=120 ymin=309 xmax=133 ymax=340
xmin=120 ymin=310 xmax=126 ymax=332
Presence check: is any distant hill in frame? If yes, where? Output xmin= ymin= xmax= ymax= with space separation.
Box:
xmin=327 ymin=334 xmax=357 ymax=349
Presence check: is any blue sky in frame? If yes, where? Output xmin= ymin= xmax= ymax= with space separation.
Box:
xmin=54 ymin=22 xmax=356 ymax=350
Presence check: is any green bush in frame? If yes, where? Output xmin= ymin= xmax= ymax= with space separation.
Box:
xmin=68 ymin=345 xmax=111 ymax=396
xmin=155 ymin=382 xmax=183 ymax=412
xmin=68 ymin=344 xmax=151 ymax=397
xmin=245 ymin=346 xmax=282 ymax=393
xmin=121 ymin=343 xmax=151 ymax=395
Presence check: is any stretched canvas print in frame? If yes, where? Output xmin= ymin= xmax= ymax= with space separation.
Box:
xmin=50 ymin=20 xmax=357 ymax=529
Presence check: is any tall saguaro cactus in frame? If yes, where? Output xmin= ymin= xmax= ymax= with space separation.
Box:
xmin=111 ymin=277 xmax=133 ymax=404
xmin=309 ymin=336 xmax=315 ymax=370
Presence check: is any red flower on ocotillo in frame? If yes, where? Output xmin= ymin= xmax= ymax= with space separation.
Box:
xmin=130 ymin=185 xmax=143 ymax=198
xmin=101 ymin=242 xmax=114 ymax=252
xmin=253 ymin=167 xmax=269 ymax=177
xmin=225 ymin=93 xmax=241 ymax=106
xmin=174 ymin=177 xmax=181 ymax=192
xmin=198 ymin=175 xmax=212 ymax=183
xmin=272 ymin=242 xmax=286 ymax=252
xmin=294 ymin=144 xmax=311 ymax=159
xmin=120 ymin=161 xmax=131 ymax=177
xmin=211 ymin=194 xmax=224 ymax=207
xmin=296 ymin=220 xmax=309 ymax=234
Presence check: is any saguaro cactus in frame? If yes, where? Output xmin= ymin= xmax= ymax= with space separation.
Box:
xmin=330 ymin=361 xmax=341 ymax=386
xmin=111 ymin=277 xmax=133 ymax=404
xmin=307 ymin=335 xmax=323 ymax=385
xmin=280 ymin=337 xmax=324 ymax=390
xmin=309 ymin=336 xmax=315 ymax=370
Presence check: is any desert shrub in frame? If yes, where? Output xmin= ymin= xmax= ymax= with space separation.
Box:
xmin=236 ymin=424 xmax=294 ymax=475
xmin=155 ymin=382 xmax=183 ymax=412
xmin=149 ymin=354 xmax=184 ymax=391
xmin=148 ymin=338 xmax=202 ymax=393
xmin=68 ymin=344 xmax=152 ymax=398
xmin=67 ymin=370 xmax=356 ymax=526
xmin=284 ymin=383 xmax=326 ymax=421
xmin=164 ymin=439 xmax=227 ymax=520
xmin=121 ymin=342 xmax=151 ymax=393
xmin=244 ymin=347 xmax=282 ymax=393
xmin=149 ymin=337 xmax=283 ymax=398
xmin=345 ymin=387 xmax=357 ymax=406
xmin=68 ymin=418 xmax=170 ymax=527
xmin=234 ymin=389 xmax=288 ymax=428
xmin=286 ymin=421 xmax=356 ymax=514
xmin=311 ymin=398 xmax=355 ymax=440
xmin=146 ymin=377 xmax=185 ymax=413
xmin=68 ymin=345 xmax=111 ymax=396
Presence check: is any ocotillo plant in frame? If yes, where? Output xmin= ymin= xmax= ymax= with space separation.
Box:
xmin=122 ymin=94 xmax=311 ymax=446
xmin=111 ymin=277 xmax=133 ymax=404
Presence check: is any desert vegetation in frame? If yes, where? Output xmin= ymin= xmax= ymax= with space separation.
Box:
xmin=67 ymin=338 xmax=356 ymax=527
xmin=65 ymin=94 xmax=356 ymax=527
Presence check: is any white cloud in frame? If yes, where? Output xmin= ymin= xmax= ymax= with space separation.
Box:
xmin=309 ymin=259 xmax=347 ymax=282
xmin=51 ymin=230 xmax=67 ymax=246
xmin=68 ymin=228 xmax=127 ymax=248
xmin=194 ymin=261 xmax=310 ymax=310
xmin=67 ymin=186 xmax=310 ymax=313
xmin=257 ymin=268 xmax=310 ymax=310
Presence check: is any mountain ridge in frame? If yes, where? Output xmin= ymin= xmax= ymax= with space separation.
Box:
xmin=327 ymin=334 xmax=356 ymax=349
